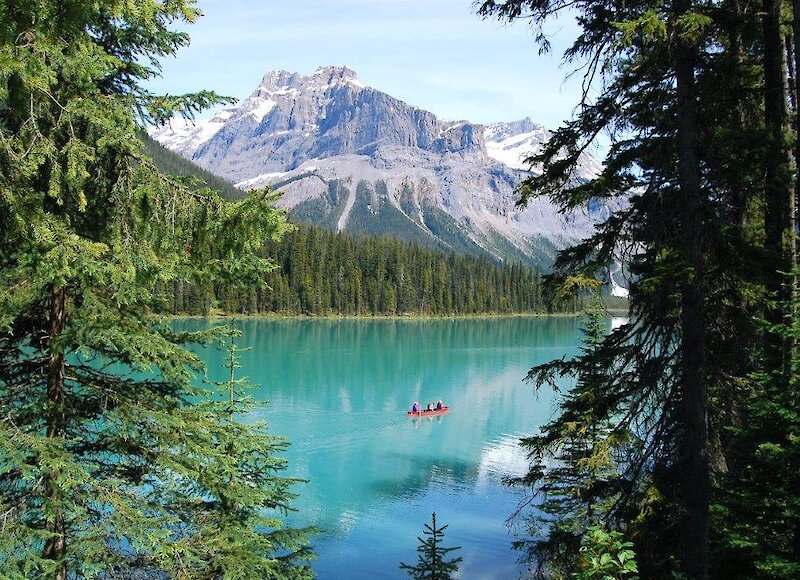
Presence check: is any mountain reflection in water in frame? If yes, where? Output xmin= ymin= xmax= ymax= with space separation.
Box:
xmin=177 ymin=316 xmax=596 ymax=579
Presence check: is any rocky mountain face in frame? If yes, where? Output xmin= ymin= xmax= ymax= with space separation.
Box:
xmin=150 ymin=65 xmax=609 ymax=267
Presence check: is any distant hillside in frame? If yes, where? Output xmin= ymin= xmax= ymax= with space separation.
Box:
xmin=140 ymin=131 xmax=575 ymax=316
xmin=142 ymin=132 xmax=553 ymax=265
xmin=140 ymin=131 xmax=244 ymax=200
xmin=150 ymin=66 xmax=615 ymax=269
xmin=198 ymin=228 xmax=550 ymax=316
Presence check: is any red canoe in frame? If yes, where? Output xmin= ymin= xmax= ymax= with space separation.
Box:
xmin=407 ymin=406 xmax=451 ymax=418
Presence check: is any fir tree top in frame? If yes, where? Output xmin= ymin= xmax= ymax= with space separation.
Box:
xmin=400 ymin=512 xmax=462 ymax=580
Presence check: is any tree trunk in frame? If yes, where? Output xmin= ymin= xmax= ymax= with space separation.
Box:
xmin=730 ymin=0 xmax=750 ymax=236
xmin=763 ymin=0 xmax=795 ymax=372
xmin=673 ymin=1 xmax=710 ymax=577
xmin=41 ymin=284 xmax=67 ymax=580
xmin=791 ymin=0 xmax=800 ymax=357
xmin=792 ymin=0 xmax=800 ymax=562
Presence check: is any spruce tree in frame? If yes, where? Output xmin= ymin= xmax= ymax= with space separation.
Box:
xmin=713 ymin=276 xmax=800 ymax=579
xmin=399 ymin=512 xmax=462 ymax=580
xmin=198 ymin=332 xmax=314 ymax=578
xmin=477 ymin=1 xmax=787 ymax=578
xmin=0 ymin=0 xmax=311 ymax=577
xmin=509 ymin=290 xmax=632 ymax=578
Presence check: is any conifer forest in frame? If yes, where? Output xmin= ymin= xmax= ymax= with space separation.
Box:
xmin=142 ymin=136 xmax=559 ymax=317
xmin=1 ymin=1 xmax=800 ymax=579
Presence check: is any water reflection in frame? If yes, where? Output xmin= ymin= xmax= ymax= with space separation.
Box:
xmin=175 ymin=316 xmax=590 ymax=578
xmin=477 ymin=434 xmax=531 ymax=485
xmin=611 ymin=316 xmax=629 ymax=330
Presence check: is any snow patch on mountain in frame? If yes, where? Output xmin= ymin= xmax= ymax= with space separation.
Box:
xmin=483 ymin=118 xmax=604 ymax=181
xmin=485 ymin=131 xmax=543 ymax=170
xmin=484 ymin=118 xmax=551 ymax=171
xmin=245 ymin=96 xmax=277 ymax=122
xmin=150 ymin=109 xmax=233 ymax=157
xmin=149 ymin=65 xmax=614 ymax=268
xmin=235 ymin=171 xmax=287 ymax=190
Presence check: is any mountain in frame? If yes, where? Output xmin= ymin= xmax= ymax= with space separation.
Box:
xmin=141 ymin=134 xmax=564 ymax=316
xmin=150 ymin=65 xmax=609 ymax=267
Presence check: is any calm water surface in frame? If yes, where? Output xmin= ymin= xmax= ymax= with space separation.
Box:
xmin=177 ymin=316 xmax=594 ymax=579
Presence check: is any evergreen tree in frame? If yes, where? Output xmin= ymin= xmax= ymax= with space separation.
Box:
xmin=0 ymin=1 xmax=310 ymax=577
xmin=399 ymin=512 xmax=462 ymax=580
xmin=510 ymin=286 xmax=633 ymax=578
xmin=712 ymin=277 xmax=800 ymax=579
xmin=477 ymin=1 xmax=796 ymax=578
xmin=198 ymin=332 xmax=314 ymax=578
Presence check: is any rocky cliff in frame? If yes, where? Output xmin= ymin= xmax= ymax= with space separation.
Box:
xmin=150 ymin=65 xmax=609 ymax=267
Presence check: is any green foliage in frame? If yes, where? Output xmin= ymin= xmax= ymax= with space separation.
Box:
xmin=399 ymin=512 xmax=462 ymax=580
xmin=0 ymin=0 xmax=311 ymax=577
xmin=712 ymin=278 xmax=800 ymax=579
xmin=510 ymin=293 xmax=635 ymax=578
xmin=167 ymin=221 xmax=557 ymax=317
xmin=614 ymin=10 xmax=668 ymax=46
xmin=575 ymin=526 xmax=639 ymax=580
xmin=479 ymin=1 xmax=793 ymax=578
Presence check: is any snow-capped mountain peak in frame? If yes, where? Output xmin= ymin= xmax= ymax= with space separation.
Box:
xmin=483 ymin=117 xmax=546 ymax=142
xmin=311 ymin=65 xmax=364 ymax=87
xmin=483 ymin=118 xmax=603 ymax=181
xmin=258 ymin=69 xmax=300 ymax=91
xmin=149 ymin=66 xmax=611 ymax=268
xmin=484 ymin=119 xmax=551 ymax=171
xmin=151 ymin=66 xmax=372 ymax=157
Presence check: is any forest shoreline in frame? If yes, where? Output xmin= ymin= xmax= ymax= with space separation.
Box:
xmin=162 ymin=308 xmax=629 ymax=321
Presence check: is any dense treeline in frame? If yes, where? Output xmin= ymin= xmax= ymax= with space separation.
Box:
xmin=140 ymin=135 xmax=580 ymax=317
xmin=169 ymin=222 xmax=559 ymax=316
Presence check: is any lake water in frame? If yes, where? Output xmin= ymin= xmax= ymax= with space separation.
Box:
xmin=175 ymin=316 xmax=592 ymax=579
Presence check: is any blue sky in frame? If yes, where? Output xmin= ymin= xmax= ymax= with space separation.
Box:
xmin=147 ymin=0 xmax=585 ymax=129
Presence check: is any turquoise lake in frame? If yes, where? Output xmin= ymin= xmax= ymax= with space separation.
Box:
xmin=175 ymin=316 xmax=599 ymax=579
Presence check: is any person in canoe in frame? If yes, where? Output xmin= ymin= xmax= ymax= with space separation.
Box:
xmin=407 ymin=401 xmax=450 ymax=418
